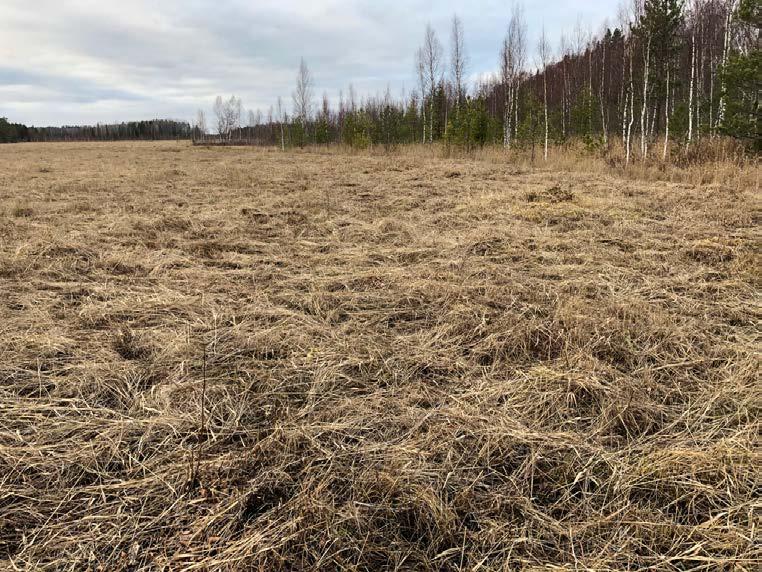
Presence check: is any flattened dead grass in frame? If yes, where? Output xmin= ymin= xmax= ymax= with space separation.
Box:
xmin=0 ymin=141 xmax=759 ymax=570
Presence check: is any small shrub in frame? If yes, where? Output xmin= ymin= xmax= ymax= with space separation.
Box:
xmin=524 ymin=185 xmax=574 ymax=203
xmin=113 ymin=328 xmax=152 ymax=361
xmin=12 ymin=204 xmax=34 ymax=218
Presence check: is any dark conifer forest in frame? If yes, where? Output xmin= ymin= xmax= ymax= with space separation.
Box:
xmin=0 ymin=118 xmax=191 ymax=143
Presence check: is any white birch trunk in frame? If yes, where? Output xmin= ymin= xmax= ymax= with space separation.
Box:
xmin=543 ymin=75 xmax=549 ymax=161
xmin=514 ymin=84 xmax=519 ymax=141
xmin=718 ymin=1 xmax=735 ymax=131
xmin=688 ymin=31 xmax=696 ymax=143
xmin=626 ymin=47 xmax=635 ymax=167
xmin=562 ymin=64 xmax=567 ymax=139
xmin=600 ymin=39 xmax=608 ymax=146
xmin=663 ymin=67 xmax=671 ymax=161
xmin=421 ymin=100 xmax=426 ymax=145
xmin=697 ymin=22 xmax=703 ymax=139
xmin=641 ymin=36 xmax=651 ymax=159
xmin=709 ymin=52 xmax=715 ymax=136
xmin=621 ymin=44 xmax=627 ymax=147
xmin=428 ymin=98 xmax=434 ymax=144
xmin=504 ymin=84 xmax=512 ymax=148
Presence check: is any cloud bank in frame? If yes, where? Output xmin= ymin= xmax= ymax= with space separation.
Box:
xmin=0 ymin=0 xmax=620 ymax=126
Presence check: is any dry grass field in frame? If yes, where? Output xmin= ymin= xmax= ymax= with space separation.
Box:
xmin=0 ymin=141 xmax=759 ymax=570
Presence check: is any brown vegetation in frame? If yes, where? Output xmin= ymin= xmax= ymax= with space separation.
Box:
xmin=0 ymin=141 xmax=759 ymax=570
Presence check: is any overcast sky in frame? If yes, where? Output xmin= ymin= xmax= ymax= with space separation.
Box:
xmin=1 ymin=0 xmax=621 ymax=127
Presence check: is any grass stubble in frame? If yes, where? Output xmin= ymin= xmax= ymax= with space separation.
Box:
xmin=0 ymin=141 xmax=759 ymax=570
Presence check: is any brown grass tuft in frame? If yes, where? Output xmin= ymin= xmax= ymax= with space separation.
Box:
xmin=112 ymin=327 xmax=154 ymax=360
xmin=11 ymin=203 xmax=34 ymax=217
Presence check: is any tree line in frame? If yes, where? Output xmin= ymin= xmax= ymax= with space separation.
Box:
xmin=2 ymin=0 xmax=757 ymax=154
xmin=198 ymin=0 xmax=759 ymax=156
xmin=0 ymin=118 xmax=191 ymax=143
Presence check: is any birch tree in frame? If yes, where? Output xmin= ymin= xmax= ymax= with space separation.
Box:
xmin=688 ymin=0 xmax=699 ymax=142
xmin=599 ymin=22 xmax=609 ymax=146
xmin=501 ymin=3 xmax=527 ymax=148
xmin=537 ymin=25 xmax=551 ymax=161
xmin=717 ymin=0 xmax=739 ymax=130
xmin=276 ymin=96 xmax=285 ymax=151
xmin=560 ymin=34 xmax=572 ymax=140
xmin=627 ymin=40 xmax=636 ymax=165
xmin=641 ymin=33 xmax=651 ymax=158
xmin=450 ymin=14 xmax=468 ymax=111
xmin=422 ymin=24 xmax=443 ymax=143
xmin=248 ymin=109 xmax=262 ymax=128
xmin=227 ymin=96 xmax=242 ymax=139
xmin=214 ymin=96 xmax=226 ymax=138
xmin=195 ymin=109 xmax=207 ymax=142
xmin=293 ymin=58 xmax=314 ymax=128
xmin=212 ymin=95 xmax=241 ymax=140
xmin=416 ymin=48 xmax=428 ymax=143
xmin=663 ymin=64 xmax=672 ymax=159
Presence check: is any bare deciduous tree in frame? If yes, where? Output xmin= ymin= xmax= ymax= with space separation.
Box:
xmin=501 ymin=3 xmax=526 ymax=149
xmin=293 ymin=58 xmax=314 ymax=125
xmin=276 ymin=96 xmax=285 ymax=151
xmin=415 ymin=48 xmax=428 ymax=143
xmin=599 ymin=20 xmax=609 ymax=147
xmin=213 ymin=96 xmax=226 ymax=138
xmin=559 ymin=33 xmax=570 ymax=140
xmin=717 ymin=0 xmax=738 ymax=131
xmin=248 ymin=109 xmax=262 ymax=128
xmin=348 ymin=83 xmax=357 ymax=113
xmin=450 ymin=14 xmax=468 ymax=111
xmin=688 ymin=0 xmax=699 ymax=143
xmin=537 ymin=25 xmax=551 ymax=161
xmin=627 ymin=40 xmax=635 ymax=166
xmin=421 ymin=24 xmax=443 ymax=143
xmin=228 ymin=96 xmax=242 ymax=139
xmin=195 ymin=109 xmax=207 ymax=142
xmin=213 ymin=95 xmax=242 ymax=140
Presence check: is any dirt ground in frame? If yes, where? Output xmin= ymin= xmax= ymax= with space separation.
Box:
xmin=0 ymin=141 xmax=759 ymax=570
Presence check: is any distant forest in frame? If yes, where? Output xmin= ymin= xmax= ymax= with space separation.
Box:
xmin=2 ymin=0 xmax=758 ymax=156
xmin=0 ymin=118 xmax=191 ymax=143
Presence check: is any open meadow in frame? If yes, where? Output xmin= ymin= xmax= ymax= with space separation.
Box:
xmin=0 ymin=141 xmax=759 ymax=570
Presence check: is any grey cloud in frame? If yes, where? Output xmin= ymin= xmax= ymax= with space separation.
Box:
xmin=0 ymin=68 xmax=148 ymax=104
xmin=0 ymin=0 xmax=621 ymax=126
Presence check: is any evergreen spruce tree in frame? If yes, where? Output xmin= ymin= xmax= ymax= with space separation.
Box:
xmin=720 ymin=0 xmax=760 ymax=149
